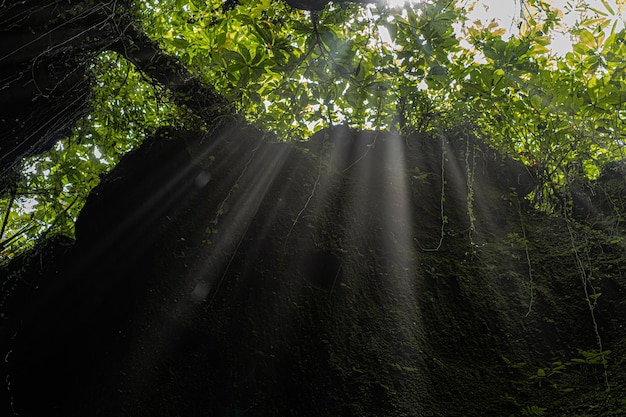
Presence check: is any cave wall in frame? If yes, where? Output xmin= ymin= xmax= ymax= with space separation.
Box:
xmin=1 ymin=123 xmax=625 ymax=417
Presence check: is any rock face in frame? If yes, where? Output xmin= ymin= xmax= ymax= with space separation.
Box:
xmin=1 ymin=123 xmax=625 ymax=416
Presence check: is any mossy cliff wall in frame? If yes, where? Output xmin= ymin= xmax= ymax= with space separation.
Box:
xmin=1 ymin=124 xmax=625 ymax=416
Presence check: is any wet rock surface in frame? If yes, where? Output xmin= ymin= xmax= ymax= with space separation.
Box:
xmin=1 ymin=123 xmax=625 ymax=416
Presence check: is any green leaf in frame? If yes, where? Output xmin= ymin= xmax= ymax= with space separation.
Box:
xmin=530 ymin=94 xmax=543 ymax=109
xmin=493 ymin=68 xmax=505 ymax=86
xmin=165 ymin=37 xmax=190 ymax=49
xmin=579 ymin=30 xmax=595 ymax=48
xmin=240 ymin=45 xmax=251 ymax=63
xmin=320 ymin=28 xmax=339 ymax=50
xmin=573 ymin=42 xmax=589 ymax=55
xmin=601 ymin=0 xmax=615 ymax=15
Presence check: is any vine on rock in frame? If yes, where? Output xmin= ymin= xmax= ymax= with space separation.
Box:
xmin=566 ymin=219 xmax=610 ymax=391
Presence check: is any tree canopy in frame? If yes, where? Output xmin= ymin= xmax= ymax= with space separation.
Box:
xmin=1 ymin=0 xmax=625 ymax=260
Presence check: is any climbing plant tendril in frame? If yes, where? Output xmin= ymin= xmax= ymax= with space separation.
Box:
xmin=517 ymin=198 xmax=535 ymax=318
xmin=566 ymin=219 xmax=610 ymax=391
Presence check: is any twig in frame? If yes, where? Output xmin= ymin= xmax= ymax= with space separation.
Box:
xmin=284 ymin=142 xmax=326 ymax=252
xmin=0 ymin=187 xmax=16 ymax=244
xmin=517 ymin=198 xmax=534 ymax=317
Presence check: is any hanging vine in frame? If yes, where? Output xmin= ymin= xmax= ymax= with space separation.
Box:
xmin=566 ymin=219 xmax=610 ymax=391
xmin=414 ymin=131 xmax=447 ymax=252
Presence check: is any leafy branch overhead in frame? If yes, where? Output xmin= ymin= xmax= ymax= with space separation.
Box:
xmin=1 ymin=0 xmax=626 ymax=259
xmin=138 ymin=0 xmax=625 ymax=170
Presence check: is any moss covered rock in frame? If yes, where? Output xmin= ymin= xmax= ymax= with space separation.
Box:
xmin=1 ymin=123 xmax=625 ymax=416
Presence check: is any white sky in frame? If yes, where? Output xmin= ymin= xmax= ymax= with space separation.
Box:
xmin=380 ymin=1 xmax=624 ymax=55
xmin=465 ymin=0 xmax=625 ymax=55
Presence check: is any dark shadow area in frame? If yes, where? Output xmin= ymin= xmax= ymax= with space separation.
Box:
xmin=1 ymin=124 xmax=625 ymax=416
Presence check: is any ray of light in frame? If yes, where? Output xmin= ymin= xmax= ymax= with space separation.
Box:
xmin=119 ymin=130 xmax=297 ymax=395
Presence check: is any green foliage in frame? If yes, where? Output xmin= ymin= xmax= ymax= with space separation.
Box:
xmin=133 ymin=0 xmax=624 ymax=181
xmin=2 ymin=0 xmax=626 ymax=260
xmin=461 ymin=1 xmax=624 ymax=207
xmin=571 ymin=348 xmax=611 ymax=366
xmin=134 ymin=0 xmax=463 ymax=137
xmin=0 ymin=51 xmax=186 ymax=260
